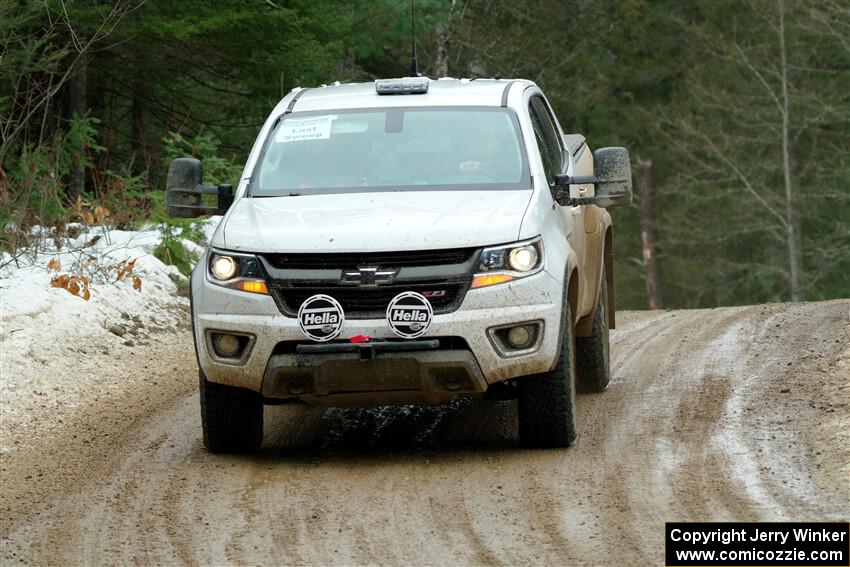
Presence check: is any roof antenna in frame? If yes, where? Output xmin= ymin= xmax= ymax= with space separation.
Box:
xmin=410 ymin=1 xmax=420 ymax=77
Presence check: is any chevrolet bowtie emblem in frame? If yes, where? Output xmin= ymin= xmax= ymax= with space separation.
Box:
xmin=340 ymin=266 xmax=398 ymax=287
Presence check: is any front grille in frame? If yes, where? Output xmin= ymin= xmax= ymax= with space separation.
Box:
xmin=263 ymin=247 xmax=477 ymax=270
xmin=270 ymin=282 xmax=466 ymax=319
xmin=260 ymin=247 xmax=479 ymax=319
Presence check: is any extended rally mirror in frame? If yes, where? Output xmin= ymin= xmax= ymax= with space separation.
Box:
xmin=591 ymin=147 xmax=633 ymax=208
xmin=554 ymin=147 xmax=633 ymax=208
xmin=166 ymin=157 xmax=234 ymax=218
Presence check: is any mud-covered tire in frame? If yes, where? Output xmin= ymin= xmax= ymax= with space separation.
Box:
xmin=517 ymin=301 xmax=578 ymax=448
xmin=576 ymin=265 xmax=611 ymax=393
xmin=199 ymin=371 xmax=263 ymax=453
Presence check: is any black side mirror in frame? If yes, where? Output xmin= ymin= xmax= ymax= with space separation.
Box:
xmin=554 ymin=147 xmax=633 ymax=208
xmin=166 ymin=157 xmax=234 ymax=218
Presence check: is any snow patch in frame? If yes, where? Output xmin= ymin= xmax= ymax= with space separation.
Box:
xmin=0 ymin=218 xmax=219 ymax=435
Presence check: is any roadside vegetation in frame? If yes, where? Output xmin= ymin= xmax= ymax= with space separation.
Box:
xmin=1 ymin=0 xmax=848 ymax=309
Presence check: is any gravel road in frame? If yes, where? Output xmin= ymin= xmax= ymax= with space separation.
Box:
xmin=1 ymin=300 xmax=848 ymax=565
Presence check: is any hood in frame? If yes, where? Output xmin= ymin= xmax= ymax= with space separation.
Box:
xmin=220 ymin=190 xmax=532 ymax=253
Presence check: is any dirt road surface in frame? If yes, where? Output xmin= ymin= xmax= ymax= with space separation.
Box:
xmin=1 ymin=300 xmax=848 ymax=565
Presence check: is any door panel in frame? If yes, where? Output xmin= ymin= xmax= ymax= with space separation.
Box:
xmin=528 ymin=92 xmax=594 ymax=320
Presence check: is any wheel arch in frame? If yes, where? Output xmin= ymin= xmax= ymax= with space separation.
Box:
xmin=575 ymin=217 xmax=614 ymax=336
xmin=567 ymin=266 xmax=579 ymax=328
xmin=604 ymin=225 xmax=615 ymax=330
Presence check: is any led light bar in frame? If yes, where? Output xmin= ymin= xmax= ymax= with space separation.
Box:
xmin=375 ymin=77 xmax=429 ymax=95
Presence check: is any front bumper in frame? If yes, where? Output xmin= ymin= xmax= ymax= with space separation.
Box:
xmin=192 ymin=266 xmax=565 ymax=405
xmin=263 ymin=348 xmax=487 ymax=406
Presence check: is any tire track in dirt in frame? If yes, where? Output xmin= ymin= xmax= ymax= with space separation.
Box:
xmin=1 ymin=301 xmax=848 ymax=565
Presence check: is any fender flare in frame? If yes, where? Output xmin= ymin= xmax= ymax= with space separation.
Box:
xmin=604 ymin=226 xmax=615 ymax=330
xmin=549 ymin=259 xmax=580 ymax=372
xmin=575 ymin=220 xmax=615 ymax=336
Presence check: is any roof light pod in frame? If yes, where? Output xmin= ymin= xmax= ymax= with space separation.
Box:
xmin=375 ymin=77 xmax=429 ymax=95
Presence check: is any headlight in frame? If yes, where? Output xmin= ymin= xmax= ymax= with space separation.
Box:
xmin=508 ymin=246 xmax=538 ymax=272
xmin=208 ymin=251 xmax=268 ymax=294
xmin=211 ymin=255 xmax=237 ymax=280
xmin=473 ymin=237 xmax=543 ymax=289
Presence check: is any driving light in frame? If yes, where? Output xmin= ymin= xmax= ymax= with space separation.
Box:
xmin=212 ymin=333 xmax=241 ymax=358
xmin=507 ymin=325 xmax=532 ymax=348
xmin=508 ymin=246 xmax=538 ymax=272
xmin=211 ymin=255 xmax=237 ymax=280
xmin=487 ymin=321 xmax=543 ymax=357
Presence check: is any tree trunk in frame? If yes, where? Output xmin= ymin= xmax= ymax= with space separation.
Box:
xmin=130 ymin=48 xmax=149 ymax=177
xmin=67 ymin=52 xmax=89 ymax=201
xmin=435 ymin=22 xmax=449 ymax=77
xmin=434 ymin=0 xmax=456 ymax=77
xmin=778 ymin=0 xmax=802 ymax=301
xmin=635 ymin=157 xmax=664 ymax=309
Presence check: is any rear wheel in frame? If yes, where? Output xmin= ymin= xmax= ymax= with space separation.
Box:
xmin=199 ymin=371 xmax=263 ymax=453
xmin=576 ymin=265 xmax=611 ymax=393
xmin=517 ymin=301 xmax=578 ymax=448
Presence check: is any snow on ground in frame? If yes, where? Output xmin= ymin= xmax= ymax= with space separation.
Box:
xmin=0 ymin=218 xmax=219 ymax=435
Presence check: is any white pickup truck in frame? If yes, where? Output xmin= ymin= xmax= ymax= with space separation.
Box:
xmin=166 ymin=77 xmax=632 ymax=453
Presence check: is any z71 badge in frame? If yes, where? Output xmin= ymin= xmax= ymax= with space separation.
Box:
xmin=386 ymin=291 xmax=433 ymax=339
xmin=298 ymin=294 xmax=344 ymax=342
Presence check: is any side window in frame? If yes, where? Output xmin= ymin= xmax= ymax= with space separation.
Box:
xmin=528 ymin=95 xmax=563 ymax=185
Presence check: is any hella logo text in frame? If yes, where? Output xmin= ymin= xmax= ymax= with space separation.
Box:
xmin=303 ymin=312 xmax=339 ymax=325
xmin=391 ymin=309 xmax=428 ymax=322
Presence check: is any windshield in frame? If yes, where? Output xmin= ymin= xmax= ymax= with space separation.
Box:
xmin=252 ymin=107 xmax=529 ymax=195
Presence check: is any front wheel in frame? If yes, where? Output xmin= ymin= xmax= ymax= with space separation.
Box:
xmin=199 ymin=371 xmax=263 ymax=453
xmin=517 ymin=301 xmax=578 ymax=448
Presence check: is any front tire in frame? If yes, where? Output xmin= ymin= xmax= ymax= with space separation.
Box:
xmin=199 ymin=371 xmax=263 ymax=453
xmin=576 ymin=265 xmax=611 ymax=393
xmin=517 ymin=301 xmax=578 ymax=448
